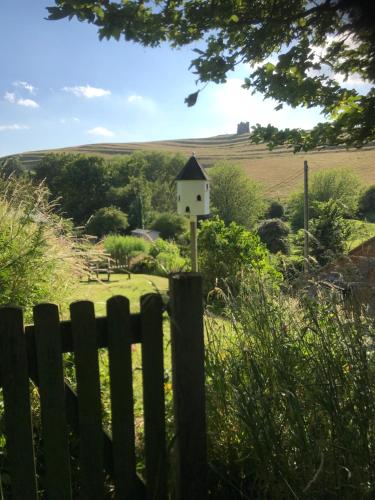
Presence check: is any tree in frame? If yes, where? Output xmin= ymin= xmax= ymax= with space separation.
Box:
xmin=358 ymin=185 xmax=375 ymax=217
xmin=210 ymin=164 xmax=265 ymax=229
xmin=150 ymin=212 xmax=188 ymax=240
xmin=266 ymin=200 xmax=285 ymax=219
xmin=288 ymin=168 xmax=362 ymax=229
xmin=48 ymin=1 xmax=375 ymax=150
xmin=85 ymin=206 xmax=128 ymax=238
xmin=309 ymin=200 xmax=352 ymax=266
xmin=0 ymin=156 xmax=24 ymax=178
xmin=257 ymin=219 xmax=290 ymax=254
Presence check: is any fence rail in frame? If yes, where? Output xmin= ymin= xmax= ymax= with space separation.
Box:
xmin=0 ymin=273 xmax=207 ymax=500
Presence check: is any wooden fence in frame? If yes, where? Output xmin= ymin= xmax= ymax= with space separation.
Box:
xmin=0 ymin=274 xmax=206 ymax=500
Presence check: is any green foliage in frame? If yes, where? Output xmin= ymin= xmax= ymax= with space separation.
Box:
xmin=150 ymin=212 xmax=187 ymax=240
xmin=198 ymin=217 xmax=278 ymax=298
xmin=210 ymin=164 xmax=265 ymax=229
xmin=85 ymin=206 xmax=128 ymax=238
xmin=147 ymin=239 xmax=188 ymax=275
xmin=34 ymin=150 xmax=184 ymax=228
xmin=34 ymin=153 xmax=110 ymax=224
xmin=359 ymin=185 xmax=375 ymax=216
xmin=266 ymin=199 xmax=285 ymax=219
xmin=257 ymin=218 xmax=290 ymax=254
xmin=206 ymin=275 xmax=375 ymax=498
xmin=289 ymin=168 xmax=362 ymax=229
xmin=0 ymin=176 xmax=82 ymax=317
xmin=0 ymin=156 xmax=25 ymax=178
xmin=48 ymin=1 xmax=375 ymax=150
xmin=309 ymin=200 xmax=352 ymax=266
xmin=103 ymin=235 xmax=149 ymax=268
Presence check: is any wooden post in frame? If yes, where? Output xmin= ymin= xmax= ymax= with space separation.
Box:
xmin=169 ymin=273 xmax=207 ymax=500
xmin=304 ymin=160 xmax=309 ymax=273
xmin=190 ymin=216 xmax=198 ymax=272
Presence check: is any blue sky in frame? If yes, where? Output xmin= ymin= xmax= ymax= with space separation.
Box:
xmin=0 ymin=1 xmax=366 ymax=157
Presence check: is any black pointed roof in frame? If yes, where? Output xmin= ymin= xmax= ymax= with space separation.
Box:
xmin=175 ymin=155 xmax=209 ymax=181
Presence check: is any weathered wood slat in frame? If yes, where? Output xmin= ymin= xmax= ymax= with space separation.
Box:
xmin=0 ymin=307 xmax=38 ymax=500
xmin=25 ymin=314 xmax=142 ymax=354
xmin=140 ymin=294 xmax=167 ymax=500
xmin=70 ymin=301 xmax=104 ymax=500
xmin=169 ymin=274 xmax=207 ymax=500
xmin=33 ymin=303 xmax=72 ymax=500
xmin=107 ymin=296 xmax=139 ymax=500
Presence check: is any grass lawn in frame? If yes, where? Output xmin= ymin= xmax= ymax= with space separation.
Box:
xmin=68 ymin=272 xmax=169 ymax=316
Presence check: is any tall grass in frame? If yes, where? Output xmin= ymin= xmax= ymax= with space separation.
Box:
xmin=205 ymin=276 xmax=375 ymax=498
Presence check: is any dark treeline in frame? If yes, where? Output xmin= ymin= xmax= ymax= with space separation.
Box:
xmin=32 ymin=151 xmax=186 ymax=227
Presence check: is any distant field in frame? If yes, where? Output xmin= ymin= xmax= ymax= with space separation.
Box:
xmin=4 ymin=134 xmax=375 ymax=198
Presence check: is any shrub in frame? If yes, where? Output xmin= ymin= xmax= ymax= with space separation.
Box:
xmin=266 ymin=199 xmax=285 ymax=218
xmin=198 ymin=217 xmax=279 ymax=298
xmin=86 ymin=206 xmax=128 ymax=238
xmin=309 ymin=200 xmax=352 ymax=266
xmin=257 ymin=218 xmax=290 ymax=254
xmin=103 ymin=235 xmax=149 ymax=268
xmin=150 ymin=212 xmax=188 ymax=240
xmin=148 ymin=238 xmax=188 ymax=275
xmin=289 ymin=168 xmax=362 ymax=229
xmin=205 ymin=275 xmax=375 ymax=498
xmin=358 ymin=185 xmax=375 ymax=216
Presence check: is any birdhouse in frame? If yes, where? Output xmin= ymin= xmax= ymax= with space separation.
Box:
xmin=176 ymin=155 xmax=210 ymax=217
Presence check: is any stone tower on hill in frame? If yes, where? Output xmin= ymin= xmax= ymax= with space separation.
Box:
xmin=237 ymin=121 xmax=250 ymax=134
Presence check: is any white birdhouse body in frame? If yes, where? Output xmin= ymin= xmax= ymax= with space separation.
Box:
xmin=176 ymin=156 xmax=210 ymax=217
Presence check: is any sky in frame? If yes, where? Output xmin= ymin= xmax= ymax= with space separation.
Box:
xmin=0 ymin=2 xmax=368 ymax=158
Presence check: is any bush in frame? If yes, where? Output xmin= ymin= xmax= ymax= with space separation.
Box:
xmin=257 ymin=218 xmax=290 ymax=254
xmin=205 ymin=275 xmax=375 ymax=498
xmin=358 ymin=185 xmax=375 ymax=216
xmin=198 ymin=217 xmax=279 ymax=298
xmin=86 ymin=206 xmax=128 ymax=238
xmin=103 ymin=235 xmax=150 ymax=268
xmin=266 ymin=199 xmax=285 ymax=218
xmin=309 ymin=200 xmax=352 ymax=266
xmin=148 ymin=239 xmax=188 ymax=275
xmin=150 ymin=212 xmax=188 ymax=240
xmin=289 ymin=168 xmax=362 ymax=229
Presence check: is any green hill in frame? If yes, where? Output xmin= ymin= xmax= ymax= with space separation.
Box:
xmin=4 ymin=134 xmax=375 ymax=198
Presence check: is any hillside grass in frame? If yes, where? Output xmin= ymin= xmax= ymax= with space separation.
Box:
xmin=7 ymin=134 xmax=375 ymax=198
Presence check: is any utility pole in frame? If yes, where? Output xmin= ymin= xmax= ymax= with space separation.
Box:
xmin=304 ymin=160 xmax=309 ymax=273
xmin=190 ymin=215 xmax=198 ymax=272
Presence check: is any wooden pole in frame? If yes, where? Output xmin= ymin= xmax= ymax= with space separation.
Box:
xmin=190 ymin=216 xmax=198 ymax=272
xmin=304 ymin=160 xmax=309 ymax=273
xmin=169 ymin=273 xmax=207 ymax=500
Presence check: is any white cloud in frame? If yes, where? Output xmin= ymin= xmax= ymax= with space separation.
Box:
xmin=87 ymin=126 xmax=114 ymax=137
xmin=4 ymin=92 xmax=39 ymax=108
xmin=0 ymin=124 xmax=30 ymax=131
xmin=127 ymin=94 xmax=143 ymax=103
xmin=63 ymin=85 xmax=111 ymax=98
xmin=13 ymin=81 xmax=36 ymax=94
xmin=4 ymin=92 xmax=16 ymax=103
xmin=60 ymin=117 xmax=81 ymax=124
xmin=17 ymin=98 xmax=39 ymax=108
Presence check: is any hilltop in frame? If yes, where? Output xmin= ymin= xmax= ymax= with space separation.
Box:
xmin=5 ymin=134 xmax=375 ymax=198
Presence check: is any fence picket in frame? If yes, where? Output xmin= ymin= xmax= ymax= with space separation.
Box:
xmin=107 ymin=296 xmax=139 ymax=500
xmin=0 ymin=307 xmax=38 ymax=500
xmin=70 ymin=301 xmax=104 ymax=500
xmin=33 ymin=303 xmax=72 ymax=500
xmin=169 ymin=273 xmax=207 ymax=500
xmin=140 ymin=294 xmax=167 ymax=500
